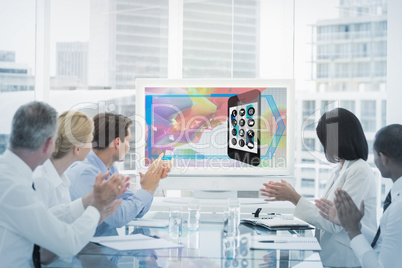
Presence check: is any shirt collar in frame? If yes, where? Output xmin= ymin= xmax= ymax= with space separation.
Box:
xmin=86 ymin=150 xmax=115 ymax=177
xmin=42 ymin=159 xmax=70 ymax=188
xmin=334 ymin=160 xmax=350 ymax=176
xmin=391 ymin=176 xmax=402 ymax=202
xmin=3 ymin=149 xmax=34 ymax=184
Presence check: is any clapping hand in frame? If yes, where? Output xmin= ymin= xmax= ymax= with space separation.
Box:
xmin=91 ymin=172 xmax=129 ymax=218
xmin=260 ymin=179 xmax=301 ymax=205
xmin=334 ymin=188 xmax=364 ymax=240
xmin=315 ymin=198 xmax=340 ymax=225
xmin=140 ymin=153 xmax=173 ymax=194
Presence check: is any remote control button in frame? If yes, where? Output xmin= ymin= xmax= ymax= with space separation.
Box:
xmin=239 ymin=129 xmax=245 ymax=137
xmin=232 ymin=128 xmax=237 ymax=136
xmin=231 ymin=138 xmax=237 ymax=145
xmin=248 ymin=118 xmax=255 ymax=127
xmin=239 ymin=108 xmax=246 ymax=116
xmin=247 ymin=107 xmax=255 ymax=116
xmin=239 ymin=139 xmax=245 ymax=147
xmin=247 ymin=141 xmax=254 ymax=149
xmin=231 ymin=110 xmax=237 ymax=117
xmin=247 ymin=129 xmax=254 ymax=138
xmin=231 ymin=119 xmax=237 ymax=126
xmin=239 ymin=119 xmax=245 ymax=127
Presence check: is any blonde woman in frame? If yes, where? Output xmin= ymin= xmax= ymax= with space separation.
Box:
xmin=33 ymin=111 xmax=95 ymax=209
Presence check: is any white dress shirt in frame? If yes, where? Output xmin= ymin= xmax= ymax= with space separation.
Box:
xmin=294 ymin=159 xmax=377 ymax=267
xmin=350 ymin=176 xmax=402 ymax=268
xmin=0 ymin=150 xmax=100 ymax=268
xmin=33 ymin=159 xmax=87 ymax=224
xmin=33 ymin=159 xmax=72 ymax=208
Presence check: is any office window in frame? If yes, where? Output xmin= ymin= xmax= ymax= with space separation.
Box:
xmin=47 ymin=0 xmax=171 ymax=170
xmin=301 ymin=168 xmax=315 ymax=173
xmin=340 ymin=100 xmax=355 ymax=113
xmin=0 ymin=0 xmax=35 ymax=154
xmin=49 ymin=0 xmax=168 ymax=91
xmin=354 ymin=62 xmax=371 ymax=77
xmin=382 ymin=100 xmax=386 ymax=127
xmin=296 ymin=0 xmax=387 ymax=200
xmin=303 ymin=138 xmax=315 ymax=152
xmin=182 ymin=0 xmax=259 ymax=78
xmin=361 ymin=100 xmax=377 ymax=132
xmin=375 ymin=61 xmax=387 ymax=77
xmin=317 ymin=63 xmax=329 ymax=78
xmin=302 ymin=101 xmax=316 ymax=130
xmin=1 ymin=0 xmax=391 ymax=201
xmin=301 ymin=178 xmax=315 ymax=188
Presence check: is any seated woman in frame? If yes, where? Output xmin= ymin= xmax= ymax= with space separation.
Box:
xmin=260 ymin=108 xmax=377 ymax=268
xmin=33 ymin=111 xmax=95 ymax=211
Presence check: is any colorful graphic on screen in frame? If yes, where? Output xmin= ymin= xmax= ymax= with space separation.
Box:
xmin=144 ymin=87 xmax=287 ymax=169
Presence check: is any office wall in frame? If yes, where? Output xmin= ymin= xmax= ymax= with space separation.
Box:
xmin=387 ymin=0 xmax=402 ymax=125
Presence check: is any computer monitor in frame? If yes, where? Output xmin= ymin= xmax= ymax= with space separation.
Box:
xmin=135 ymin=79 xmax=294 ymax=191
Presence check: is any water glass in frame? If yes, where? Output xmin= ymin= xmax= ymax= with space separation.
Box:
xmin=188 ymin=230 xmax=200 ymax=250
xmin=227 ymin=198 xmax=240 ymax=236
xmin=188 ymin=199 xmax=201 ymax=231
xmin=169 ymin=209 xmax=182 ymax=239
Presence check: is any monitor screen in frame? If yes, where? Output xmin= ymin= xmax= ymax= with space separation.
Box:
xmin=135 ymin=79 xmax=294 ymax=179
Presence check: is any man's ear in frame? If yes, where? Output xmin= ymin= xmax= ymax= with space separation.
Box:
xmin=379 ymin=152 xmax=388 ymax=165
xmin=43 ymin=137 xmax=54 ymax=155
xmin=113 ymin=137 xmax=120 ymax=149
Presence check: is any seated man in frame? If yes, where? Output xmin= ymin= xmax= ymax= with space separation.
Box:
xmin=67 ymin=113 xmax=170 ymax=236
xmin=318 ymin=124 xmax=402 ymax=268
xmin=0 ymin=101 xmax=128 ymax=267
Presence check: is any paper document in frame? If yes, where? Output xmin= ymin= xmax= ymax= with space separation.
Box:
xmin=91 ymin=234 xmax=183 ymax=251
xmin=250 ymin=236 xmax=321 ymax=251
xmin=127 ymin=219 xmax=169 ymax=228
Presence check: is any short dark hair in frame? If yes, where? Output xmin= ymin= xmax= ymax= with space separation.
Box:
xmin=316 ymin=108 xmax=368 ymax=163
xmin=92 ymin=113 xmax=132 ymax=150
xmin=373 ymin=124 xmax=402 ymax=163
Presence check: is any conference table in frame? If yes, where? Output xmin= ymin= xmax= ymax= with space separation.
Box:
xmin=47 ymin=217 xmax=322 ymax=267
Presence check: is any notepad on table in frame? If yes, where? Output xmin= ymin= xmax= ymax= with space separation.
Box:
xmin=241 ymin=217 xmax=313 ymax=231
xmin=250 ymin=235 xmax=321 ymax=250
xmin=90 ymin=234 xmax=183 ymax=251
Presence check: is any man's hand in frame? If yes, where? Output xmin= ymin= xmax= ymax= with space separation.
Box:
xmin=140 ymin=153 xmax=172 ymax=194
xmin=91 ymin=172 xmax=129 ymax=216
xmin=334 ymin=188 xmax=364 ymax=240
xmin=315 ymin=198 xmax=340 ymax=225
xmin=260 ymin=179 xmax=301 ymax=205
xmin=81 ymin=190 xmax=94 ymax=209
xmin=99 ymin=199 xmax=123 ymax=225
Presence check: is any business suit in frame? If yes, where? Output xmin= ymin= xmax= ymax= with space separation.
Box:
xmin=294 ymin=159 xmax=377 ymax=267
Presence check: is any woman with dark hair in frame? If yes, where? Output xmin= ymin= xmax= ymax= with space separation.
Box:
xmin=260 ymin=108 xmax=377 ymax=267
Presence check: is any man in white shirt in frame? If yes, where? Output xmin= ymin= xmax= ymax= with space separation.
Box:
xmin=0 ymin=101 xmax=130 ymax=267
xmin=334 ymin=124 xmax=402 ymax=268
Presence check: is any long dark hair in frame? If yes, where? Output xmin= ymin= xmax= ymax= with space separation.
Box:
xmin=316 ymin=108 xmax=368 ymax=163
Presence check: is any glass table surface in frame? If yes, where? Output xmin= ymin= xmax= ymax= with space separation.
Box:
xmin=47 ymin=222 xmax=321 ymax=268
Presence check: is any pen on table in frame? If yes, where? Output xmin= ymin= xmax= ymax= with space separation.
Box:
xmin=258 ymin=240 xmax=288 ymax=243
xmin=148 ymin=234 xmax=160 ymax=239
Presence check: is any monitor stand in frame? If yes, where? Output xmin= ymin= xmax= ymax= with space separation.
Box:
xmin=193 ymin=190 xmax=237 ymax=199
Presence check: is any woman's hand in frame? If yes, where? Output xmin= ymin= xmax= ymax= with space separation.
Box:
xmin=315 ymin=198 xmax=340 ymax=225
xmin=260 ymin=179 xmax=301 ymax=205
